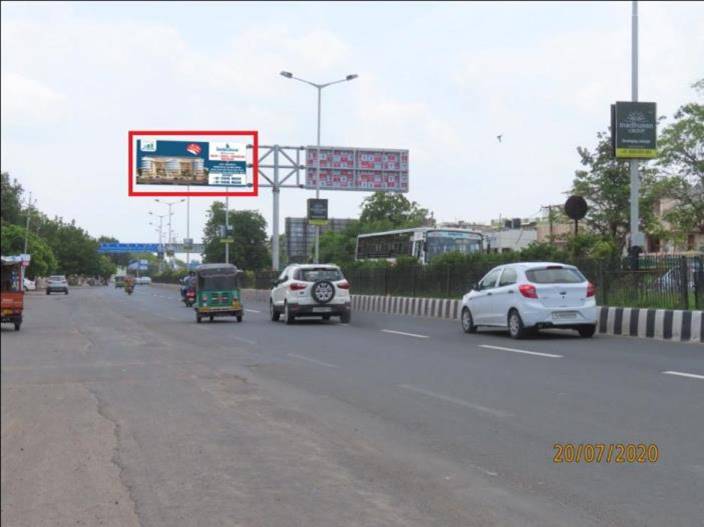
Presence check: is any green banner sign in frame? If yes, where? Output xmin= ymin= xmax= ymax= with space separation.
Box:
xmin=613 ymin=101 xmax=657 ymax=159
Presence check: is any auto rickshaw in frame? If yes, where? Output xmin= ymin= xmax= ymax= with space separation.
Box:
xmin=194 ymin=263 xmax=243 ymax=323
xmin=1 ymin=256 xmax=25 ymax=331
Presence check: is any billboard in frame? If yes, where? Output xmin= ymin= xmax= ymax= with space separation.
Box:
xmin=307 ymin=198 xmax=329 ymax=226
xmin=612 ymin=102 xmax=657 ymax=159
xmin=128 ymin=131 xmax=258 ymax=197
xmin=305 ymin=147 xmax=409 ymax=192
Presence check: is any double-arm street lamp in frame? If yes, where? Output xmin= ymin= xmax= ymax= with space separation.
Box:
xmin=280 ymin=71 xmax=358 ymax=263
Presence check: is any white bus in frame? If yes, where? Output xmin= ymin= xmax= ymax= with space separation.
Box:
xmin=355 ymin=227 xmax=484 ymax=265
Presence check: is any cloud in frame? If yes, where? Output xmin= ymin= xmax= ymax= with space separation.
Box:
xmin=1 ymin=72 xmax=66 ymax=125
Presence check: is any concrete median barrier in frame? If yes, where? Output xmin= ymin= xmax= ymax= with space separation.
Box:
xmin=153 ymin=284 xmax=702 ymax=344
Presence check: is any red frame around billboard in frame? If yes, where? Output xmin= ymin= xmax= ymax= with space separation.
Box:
xmin=128 ymin=130 xmax=259 ymax=197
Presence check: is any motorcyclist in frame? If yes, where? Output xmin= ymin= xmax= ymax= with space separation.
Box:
xmin=181 ymin=271 xmax=196 ymax=298
xmin=124 ymin=275 xmax=135 ymax=293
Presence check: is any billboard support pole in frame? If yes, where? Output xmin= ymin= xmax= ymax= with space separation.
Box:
xmin=629 ymin=1 xmax=643 ymax=258
xmin=315 ymin=86 xmax=322 ymax=264
xmin=225 ymin=188 xmax=230 ymax=264
xmin=272 ymin=146 xmax=280 ymax=271
xmin=186 ymin=185 xmax=190 ymax=268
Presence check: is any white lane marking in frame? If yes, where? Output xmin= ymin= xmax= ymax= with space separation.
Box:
xmin=381 ymin=329 xmax=429 ymax=339
xmin=478 ymin=344 xmax=562 ymax=359
xmin=245 ymin=309 xmax=261 ymax=313
xmin=662 ymin=370 xmax=704 ymax=380
xmin=397 ymin=384 xmax=512 ymax=418
xmin=287 ymin=353 xmax=338 ymax=369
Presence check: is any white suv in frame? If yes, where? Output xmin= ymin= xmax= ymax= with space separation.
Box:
xmin=270 ymin=264 xmax=351 ymax=324
xmin=460 ymin=262 xmax=597 ymax=339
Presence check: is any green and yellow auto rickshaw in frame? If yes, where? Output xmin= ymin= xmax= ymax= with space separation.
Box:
xmin=194 ymin=263 xmax=243 ymax=323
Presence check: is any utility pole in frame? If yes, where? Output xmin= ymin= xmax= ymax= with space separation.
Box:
xmin=23 ymin=192 xmax=33 ymax=255
xmin=629 ymin=1 xmax=645 ymax=257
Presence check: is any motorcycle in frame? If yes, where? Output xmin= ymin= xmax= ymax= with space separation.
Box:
xmin=183 ymin=287 xmax=195 ymax=307
xmin=125 ymin=283 xmax=134 ymax=295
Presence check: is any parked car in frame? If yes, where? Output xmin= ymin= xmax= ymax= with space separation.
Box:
xmin=460 ymin=262 xmax=597 ymax=339
xmin=270 ymin=264 xmax=351 ymax=324
xmin=135 ymin=276 xmax=152 ymax=285
xmin=46 ymin=275 xmax=69 ymax=295
xmin=23 ymin=278 xmax=36 ymax=291
xmin=655 ymin=260 xmax=702 ymax=291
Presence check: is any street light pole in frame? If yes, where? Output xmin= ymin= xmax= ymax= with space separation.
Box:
xmin=629 ymin=0 xmax=644 ymax=255
xmin=154 ymin=199 xmax=185 ymax=267
xmin=280 ymin=71 xmax=358 ymax=264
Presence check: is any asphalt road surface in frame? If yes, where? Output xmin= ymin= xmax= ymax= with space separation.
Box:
xmin=2 ymin=285 xmax=703 ymax=527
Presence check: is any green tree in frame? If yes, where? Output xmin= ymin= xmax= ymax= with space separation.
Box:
xmin=571 ymin=130 xmax=661 ymax=253
xmin=359 ymin=192 xmax=434 ymax=228
xmin=1 ymin=172 xmax=24 ymax=226
xmin=37 ymin=218 xmax=101 ymax=275
xmin=1 ymin=222 xmax=57 ymax=277
xmin=202 ymin=202 xmax=270 ymax=270
xmin=656 ymin=78 xmax=704 ymax=244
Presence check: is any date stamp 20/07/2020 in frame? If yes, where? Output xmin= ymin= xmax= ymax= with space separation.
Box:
xmin=553 ymin=443 xmax=660 ymax=464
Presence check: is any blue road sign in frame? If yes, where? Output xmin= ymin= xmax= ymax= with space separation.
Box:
xmin=98 ymin=243 xmax=159 ymax=253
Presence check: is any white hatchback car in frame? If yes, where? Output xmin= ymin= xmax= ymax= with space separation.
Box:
xmin=270 ymin=264 xmax=351 ymax=324
xmin=460 ymin=262 xmax=597 ymax=339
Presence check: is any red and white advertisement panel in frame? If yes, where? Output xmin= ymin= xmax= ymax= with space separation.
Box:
xmin=305 ymin=147 xmax=409 ymax=192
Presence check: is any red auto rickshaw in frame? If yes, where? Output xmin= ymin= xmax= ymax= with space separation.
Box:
xmin=1 ymin=256 xmax=25 ymax=331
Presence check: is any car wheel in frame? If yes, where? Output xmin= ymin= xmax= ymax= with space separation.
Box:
xmin=284 ymin=302 xmax=295 ymax=325
xmin=461 ymin=307 xmax=477 ymax=334
xmin=65 ymin=290 xmax=68 ymax=295
xmin=14 ymin=321 xmax=21 ymax=331
xmin=209 ymin=315 xmax=214 ymax=322
xmin=340 ymin=311 xmax=351 ymax=324
xmin=270 ymin=301 xmax=280 ymax=322
xmin=196 ymin=313 xmax=202 ymax=323
xmin=508 ymin=309 xmax=527 ymax=339
xmin=236 ymin=315 xmax=243 ymax=323
xmin=46 ymin=290 xmax=50 ymax=295
xmin=578 ymin=324 xmax=596 ymax=338
xmin=322 ymin=315 xmax=331 ymax=321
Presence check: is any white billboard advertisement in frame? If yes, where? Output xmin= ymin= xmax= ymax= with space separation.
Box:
xmin=305 ymin=147 xmax=409 ymax=192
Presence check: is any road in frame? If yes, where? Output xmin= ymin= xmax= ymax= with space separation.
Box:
xmin=2 ymin=285 xmax=703 ymax=527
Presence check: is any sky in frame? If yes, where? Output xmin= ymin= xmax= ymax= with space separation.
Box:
xmin=2 ymin=1 xmax=703 ymax=246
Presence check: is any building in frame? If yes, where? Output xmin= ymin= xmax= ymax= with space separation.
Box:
xmin=285 ymin=218 xmax=356 ymax=263
xmin=648 ymin=197 xmax=704 ymax=253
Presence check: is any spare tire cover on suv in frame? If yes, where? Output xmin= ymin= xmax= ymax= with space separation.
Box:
xmin=311 ymin=280 xmax=335 ymax=304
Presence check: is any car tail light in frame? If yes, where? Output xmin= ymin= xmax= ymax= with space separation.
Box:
xmin=337 ymin=280 xmax=350 ymax=289
xmin=587 ymin=282 xmax=596 ymax=297
xmin=518 ymin=284 xmax=538 ymax=298
xmin=289 ymin=282 xmax=307 ymax=291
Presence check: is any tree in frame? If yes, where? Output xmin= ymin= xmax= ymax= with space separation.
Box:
xmin=656 ymin=78 xmax=704 ymax=243
xmin=1 ymin=172 xmax=24 ymax=226
xmin=359 ymin=192 xmax=434 ymax=228
xmin=37 ymin=218 xmax=101 ymax=275
xmin=202 ymin=202 xmax=270 ymax=270
xmin=571 ymin=131 xmax=661 ymax=253
xmin=1 ymin=222 xmax=57 ymax=277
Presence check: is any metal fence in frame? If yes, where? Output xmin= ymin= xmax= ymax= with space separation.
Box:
xmin=248 ymin=256 xmax=703 ymax=310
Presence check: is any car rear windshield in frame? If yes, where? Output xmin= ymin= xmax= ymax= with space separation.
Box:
xmin=49 ymin=276 xmax=66 ymax=281
xmin=525 ymin=267 xmax=585 ymax=284
xmin=300 ymin=268 xmax=343 ymax=282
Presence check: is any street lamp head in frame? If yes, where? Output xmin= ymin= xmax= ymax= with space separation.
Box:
xmin=280 ymin=71 xmax=293 ymax=78
xmin=346 ymin=74 xmax=358 ymax=81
